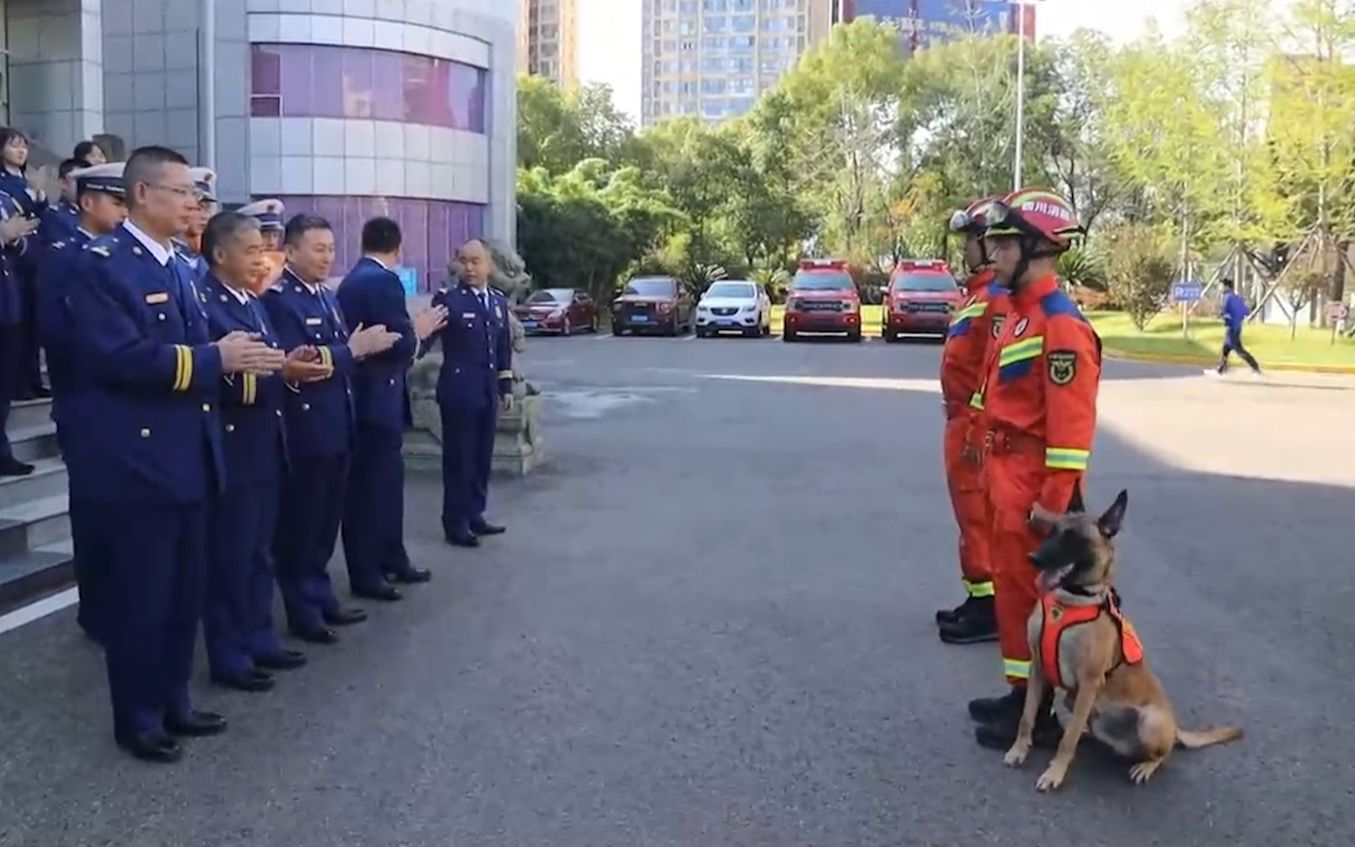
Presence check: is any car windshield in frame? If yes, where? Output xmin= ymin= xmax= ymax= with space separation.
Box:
xmin=526 ymin=290 xmax=563 ymax=304
xmin=705 ymin=282 xmax=756 ymax=299
xmin=893 ymin=272 xmax=957 ymax=293
xmin=624 ymin=278 xmax=676 ymax=297
xmin=792 ymin=271 xmax=854 ymax=292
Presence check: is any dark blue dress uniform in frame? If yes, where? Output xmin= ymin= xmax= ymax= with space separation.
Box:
xmin=200 ymin=273 xmax=292 ymax=679
xmin=335 ymin=257 xmax=418 ymax=589
xmin=41 ymin=200 xmax=80 ymax=247
xmin=0 ymin=189 xmax=34 ymax=465
xmin=430 ymin=281 xmax=512 ymax=539
xmin=35 ymin=226 xmax=98 ymax=633
xmin=261 ymin=267 xmax=356 ymax=633
xmin=66 ymin=222 xmax=225 ymax=746
xmin=0 ymin=171 xmax=47 ymax=398
xmin=174 ymin=239 xmax=207 ymax=284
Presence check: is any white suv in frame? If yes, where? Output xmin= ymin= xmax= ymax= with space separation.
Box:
xmin=695 ymin=280 xmax=772 ymax=338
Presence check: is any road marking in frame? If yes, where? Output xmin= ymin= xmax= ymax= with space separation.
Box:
xmin=0 ymin=588 xmax=78 ymax=636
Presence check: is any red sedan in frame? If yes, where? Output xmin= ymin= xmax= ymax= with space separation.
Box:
xmin=514 ymin=288 xmax=600 ymax=336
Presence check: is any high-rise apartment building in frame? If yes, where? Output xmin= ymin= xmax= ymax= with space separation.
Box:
xmin=642 ymin=0 xmax=837 ymax=127
xmin=517 ymin=0 xmax=581 ymax=87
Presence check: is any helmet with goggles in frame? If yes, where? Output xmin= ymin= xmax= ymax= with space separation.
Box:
xmin=983 ymin=188 xmax=1084 ymax=250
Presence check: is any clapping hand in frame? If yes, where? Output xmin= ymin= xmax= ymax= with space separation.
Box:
xmin=282 ymin=346 xmax=331 ymax=383
xmin=217 ymin=331 xmax=286 ymax=375
xmin=0 ymin=215 xmax=38 ymax=244
xmin=348 ymin=323 xmax=402 ymax=358
xmin=413 ymin=305 xmax=449 ymax=341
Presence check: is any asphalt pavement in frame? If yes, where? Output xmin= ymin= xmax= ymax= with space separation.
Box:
xmin=1 ymin=329 xmax=1353 ymax=846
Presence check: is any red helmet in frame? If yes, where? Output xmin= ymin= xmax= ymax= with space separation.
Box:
xmin=948 ymin=196 xmax=1001 ymax=235
xmin=984 ymin=188 xmax=1084 ymax=249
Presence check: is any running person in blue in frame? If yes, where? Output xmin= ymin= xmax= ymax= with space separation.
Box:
xmin=1216 ymin=278 xmax=1262 ymax=376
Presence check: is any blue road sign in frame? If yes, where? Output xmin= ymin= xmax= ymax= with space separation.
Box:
xmin=1172 ymin=282 xmax=1203 ymax=303
xmin=395 ymin=266 xmax=418 ymax=296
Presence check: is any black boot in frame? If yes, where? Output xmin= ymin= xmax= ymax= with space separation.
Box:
xmin=974 ymin=687 xmax=1062 ymax=751
xmin=935 ymin=596 xmax=973 ymax=626
xmin=967 ymin=685 xmax=1025 ymax=724
xmin=938 ymin=596 xmax=997 ymax=644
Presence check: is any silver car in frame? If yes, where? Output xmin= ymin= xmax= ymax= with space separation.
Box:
xmin=695 ymin=280 xmax=772 ymax=338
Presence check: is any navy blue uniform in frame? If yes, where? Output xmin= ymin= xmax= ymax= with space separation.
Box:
xmin=261 ymin=268 xmax=356 ymax=631
xmin=335 ymin=257 xmax=418 ymax=588
xmin=200 ymin=273 xmax=292 ymax=679
xmin=33 ymin=228 xmax=99 ymax=635
xmin=41 ymin=200 xmax=80 ymax=247
xmin=66 ymin=223 xmax=225 ymax=744
xmin=429 ymin=282 xmax=512 ymax=538
xmin=0 ymin=190 xmax=33 ymax=462
xmin=0 ymin=172 xmax=46 ymax=397
xmin=174 ymin=238 xmax=207 ymax=284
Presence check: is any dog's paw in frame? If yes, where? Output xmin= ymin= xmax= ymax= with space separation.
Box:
xmin=1128 ymin=760 xmax=1163 ymax=785
xmin=1035 ymin=764 xmax=1067 ymax=792
xmin=1003 ymin=743 xmax=1030 ymax=768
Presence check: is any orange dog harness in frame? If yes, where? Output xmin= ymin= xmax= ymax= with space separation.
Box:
xmin=1038 ymin=591 xmax=1144 ymax=689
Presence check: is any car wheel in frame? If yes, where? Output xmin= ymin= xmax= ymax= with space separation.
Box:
xmin=884 ymin=330 xmax=898 ymax=344
xmin=783 ymin=328 xmax=797 ymax=343
xmin=848 ymin=329 xmax=863 ymax=343
xmin=562 ymin=317 xmax=572 ymax=337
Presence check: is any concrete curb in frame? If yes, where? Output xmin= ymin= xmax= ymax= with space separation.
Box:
xmin=1102 ymin=345 xmax=1355 ymax=375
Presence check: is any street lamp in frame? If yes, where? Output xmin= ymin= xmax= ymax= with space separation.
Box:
xmin=1011 ymin=0 xmax=1039 ymax=192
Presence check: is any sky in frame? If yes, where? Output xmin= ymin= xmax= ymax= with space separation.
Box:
xmin=577 ymin=0 xmax=1191 ymax=123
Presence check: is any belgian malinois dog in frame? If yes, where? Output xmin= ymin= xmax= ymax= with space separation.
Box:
xmin=1003 ymin=490 xmax=1242 ymax=791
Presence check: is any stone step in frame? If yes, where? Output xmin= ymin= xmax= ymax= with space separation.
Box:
xmin=0 ymin=543 xmax=74 ymax=615
xmin=0 ymin=494 xmax=70 ymax=559
xmin=9 ymin=398 xmax=54 ymax=432
xmin=0 ymin=458 xmax=68 ymax=511
xmin=10 ymin=420 xmax=60 ymax=464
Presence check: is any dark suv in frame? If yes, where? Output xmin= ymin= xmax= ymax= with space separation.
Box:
xmin=612 ymin=276 xmax=694 ymax=336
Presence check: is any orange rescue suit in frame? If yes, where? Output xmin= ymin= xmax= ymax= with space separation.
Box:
xmin=938 ymin=268 xmax=1008 ymax=597
xmin=973 ymin=274 xmax=1101 ymax=685
xmin=1038 ymin=592 xmax=1144 ymax=690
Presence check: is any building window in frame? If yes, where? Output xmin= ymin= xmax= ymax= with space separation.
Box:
xmin=251 ymin=44 xmax=488 ymax=134
xmin=264 ymin=196 xmax=487 ymax=293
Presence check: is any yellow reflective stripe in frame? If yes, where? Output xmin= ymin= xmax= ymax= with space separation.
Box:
xmin=319 ymin=346 xmax=333 ymax=369
xmin=1004 ymin=658 xmax=1031 ymax=680
xmin=172 ymin=345 xmax=193 ymax=392
xmin=243 ymin=373 xmax=257 ymax=406
xmin=1046 ymin=447 xmax=1090 ymax=471
xmin=950 ymin=301 xmax=987 ymax=326
xmin=497 ymin=370 xmax=513 ymax=379
xmin=998 ymin=335 xmax=1044 ymax=367
xmin=969 ymin=391 xmax=985 ymax=410
xmin=966 ymin=580 xmax=995 ymax=598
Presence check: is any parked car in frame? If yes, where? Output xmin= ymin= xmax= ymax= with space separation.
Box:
xmin=514 ymin=288 xmax=599 ymax=336
xmin=882 ymin=259 xmax=963 ymax=342
xmin=783 ymin=259 xmax=862 ymax=343
xmin=612 ymin=276 xmax=695 ymax=336
xmin=695 ymin=280 xmax=772 ymax=338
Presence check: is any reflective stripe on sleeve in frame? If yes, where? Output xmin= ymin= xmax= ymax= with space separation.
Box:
xmin=1046 ymin=447 xmax=1090 ymax=471
xmin=173 ymin=345 xmax=192 ymax=392
xmin=969 ymin=391 xmax=984 ymax=410
xmin=998 ymin=336 xmax=1044 ymax=367
xmin=950 ymin=301 xmax=987 ymax=326
xmin=965 ymin=580 xmax=995 ymax=598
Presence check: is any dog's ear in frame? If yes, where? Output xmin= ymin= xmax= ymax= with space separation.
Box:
xmin=1029 ymin=502 xmax=1062 ymax=533
xmin=1098 ymin=489 xmax=1128 ymax=538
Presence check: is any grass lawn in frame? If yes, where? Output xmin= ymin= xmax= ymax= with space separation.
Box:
xmin=1088 ymin=311 xmax=1355 ymax=370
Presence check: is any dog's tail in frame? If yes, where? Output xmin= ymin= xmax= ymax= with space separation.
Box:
xmin=1176 ymin=725 xmax=1244 ymax=749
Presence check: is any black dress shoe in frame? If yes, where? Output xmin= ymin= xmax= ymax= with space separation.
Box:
xmin=0 ymin=457 xmax=35 ymax=478
xmin=255 ymin=649 xmax=308 ymax=670
xmin=323 ymin=607 xmax=368 ymax=626
xmin=470 ymin=520 xmax=506 ymax=536
xmin=164 ymin=710 xmax=228 ymax=738
xmin=353 ymin=584 xmax=402 ymax=602
xmin=290 ymin=625 xmax=339 ymax=645
xmin=388 ymin=567 xmax=432 ymax=584
xmin=116 ymin=731 xmax=183 ymax=764
xmin=446 ymin=532 xmax=480 ymax=548
xmin=213 ymin=669 xmax=275 ymax=693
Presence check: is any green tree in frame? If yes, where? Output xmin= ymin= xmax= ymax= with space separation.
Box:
xmin=516 ymin=77 xmax=636 ymax=175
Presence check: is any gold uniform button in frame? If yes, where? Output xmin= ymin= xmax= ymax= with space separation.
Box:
xmin=225 ymin=424 xmax=235 ymax=433
xmin=140 ymin=428 xmax=151 ymax=438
